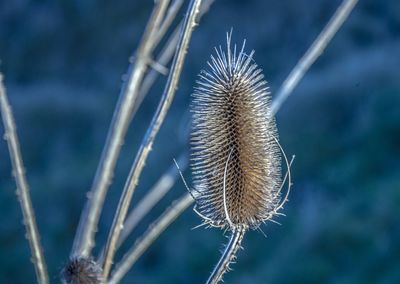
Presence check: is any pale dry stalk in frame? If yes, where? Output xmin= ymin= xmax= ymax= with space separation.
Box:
xmin=72 ymin=0 xmax=171 ymax=258
xmin=101 ymin=0 xmax=203 ymax=280
xmin=0 ymin=74 xmax=49 ymax=284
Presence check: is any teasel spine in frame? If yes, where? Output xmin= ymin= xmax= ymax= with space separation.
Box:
xmin=206 ymin=226 xmax=246 ymax=284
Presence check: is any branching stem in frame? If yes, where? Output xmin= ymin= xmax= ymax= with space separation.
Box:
xmin=108 ymin=193 xmax=194 ymax=284
xmin=117 ymin=153 xmax=188 ymax=248
xmin=72 ymin=0 xmax=170 ymax=257
xmin=101 ymin=0 xmax=203 ymax=280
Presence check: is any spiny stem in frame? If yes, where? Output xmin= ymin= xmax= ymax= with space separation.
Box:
xmin=72 ymin=0 xmax=170 ymax=257
xmin=108 ymin=193 xmax=194 ymax=284
xmin=207 ymin=228 xmax=246 ymax=284
xmin=0 ymin=74 xmax=49 ymax=284
xmin=108 ymin=0 xmax=213 ymax=258
xmin=134 ymin=0 xmax=216 ymax=127
xmin=270 ymin=0 xmax=358 ymax=115
xmin=96 ymin=153 xmax=188 ymax=262
xmin=117 ymin=152 xmax=188 ymax=248
xmin=101 ymin=0 xmax=202 ymax=280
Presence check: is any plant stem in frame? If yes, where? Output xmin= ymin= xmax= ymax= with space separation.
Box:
xmin=117 ymin=152 xmax=188 ymax=248
xmin=72 ymin=0 xmax=170 ymax=257
xmin=106 ymin=0 xmax=214 ymax=258
xmin=96 ymin=152 xmax=188 ymax=262
xmin=206 ymin=227 xmax=246 ymax=284
xmin=270 ymin=0 xmax=358 ymax=115
xmin=108 ymin=193 xmax=194 ymax=284
xmin=116 ymin=0 xmax=217 ymax=122
xmin=0 ymin=74 xmax=49 ymax=284
xmin=101 ymin=0 xmax=203 ymax=280
xmin=133 ymin=0 xmax=216 ymax=128
xmin=153 ymin=0 xmax=185 ymax=49
xmin=132 ymin=22 xmax=181 ymax=119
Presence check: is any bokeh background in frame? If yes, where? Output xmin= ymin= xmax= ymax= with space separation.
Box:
xmin=0 ymin=0 xmax=399 ymax=283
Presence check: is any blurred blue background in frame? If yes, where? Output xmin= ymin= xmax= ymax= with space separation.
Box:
xmin=0 ymin=0 xmax=399 ymax=283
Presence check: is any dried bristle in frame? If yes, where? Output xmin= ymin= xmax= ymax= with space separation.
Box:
xmin=61 ymin=256 xmax=103 ymax=284
xmin=190 ymin=33 xmax=282 ymax=230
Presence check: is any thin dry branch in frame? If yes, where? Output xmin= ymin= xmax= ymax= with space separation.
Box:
xmin=112 ymin=0 xmax=214 ymax=254
xmin=152 ymin=0 xmax=185 ymax=49
xmin=0 ymin=74 xmax=49 ymax=284
xmin=270 ymin=0 xmax=358 ymax=115
xmin=101 ymin=0 xmax=203 ymax=280
xmin=96 ymin=153 xmax=188 ymax=262
xmin=133 ymin=0 xmax=216 ymax=129
xmin=133 ymin=23 xmax=181 ymax=120
xmin=117 ymin=153 xmax=188 ymax=248
xmin=108 ymin=193 xmax=194 ymax=284
xmin=108 ymin=0 xmax=214 ymax=254
xmin=72 ymin=0 xmax=171 ymax=257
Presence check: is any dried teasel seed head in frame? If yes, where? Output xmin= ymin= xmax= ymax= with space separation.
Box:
xmin=190 ymin=33 xmax=283 ymax=231
xmin=61 ymin=256 xmax=103 ymax=284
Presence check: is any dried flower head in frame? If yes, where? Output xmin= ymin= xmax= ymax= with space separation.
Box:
xmin=190 ymin=32 xmax=284 ymax=231
xmin=61 ymin=256 xmax=103 ymax=284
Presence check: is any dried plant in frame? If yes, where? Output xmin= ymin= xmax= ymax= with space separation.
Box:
xmin=100 ymin=0 xmax=203 ymax=279
xmin=61 ymin=257 xmax=103 ymax=284
xmin=191 ymin=33 xmax=283 ymax=230
xmin=190 ymin=32 xmax=292 ymax=283
xmin=0 ymin=0 xmax=358 ymax=283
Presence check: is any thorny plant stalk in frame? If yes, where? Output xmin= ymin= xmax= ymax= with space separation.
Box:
xmin=116 ymin=153 xmax=188 ymax=248
xmin=110 ymin=0 xmax=358 ymax=281
xmin=108 ymin=193 xmax=194 ymax=284
xmin=102 ymin=0 xmax=213 ymax=257
xmin=132 ymin=0 xmax=215 ymax=128
xmin=0 ymin=75 xmax=49 ymax=284
xmin=206 ymin=228 xmax=246 ymax=284
xmin=101 ymin=0 xmax=203 ymax=280
xmin=74 ymin=0 xmax=213 ymax=260
xmin=97 ymin=153 xmax=187 ymax=261
xmin=134 ymin=26 xmax=180 ymax=113
xmin=72 ymin=0 xmax=170 ymax=258
xmin=107 ymin=0 xmax=215 ymax=243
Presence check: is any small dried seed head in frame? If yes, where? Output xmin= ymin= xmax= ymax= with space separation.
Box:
xmin=190 ymin=33 xmax=282 ymax=230
xmin=61 ymin=256 xmax=103 ymax=284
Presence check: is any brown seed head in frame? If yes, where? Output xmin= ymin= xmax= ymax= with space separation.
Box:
xmin=61 ymin=256 xmax=103 ymax=284
xmin=190 ymin=33 xmax=282 ymax=230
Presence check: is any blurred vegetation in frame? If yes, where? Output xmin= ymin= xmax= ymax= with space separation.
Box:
xmin=0 ymin=0 xmax=399 ymax=283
